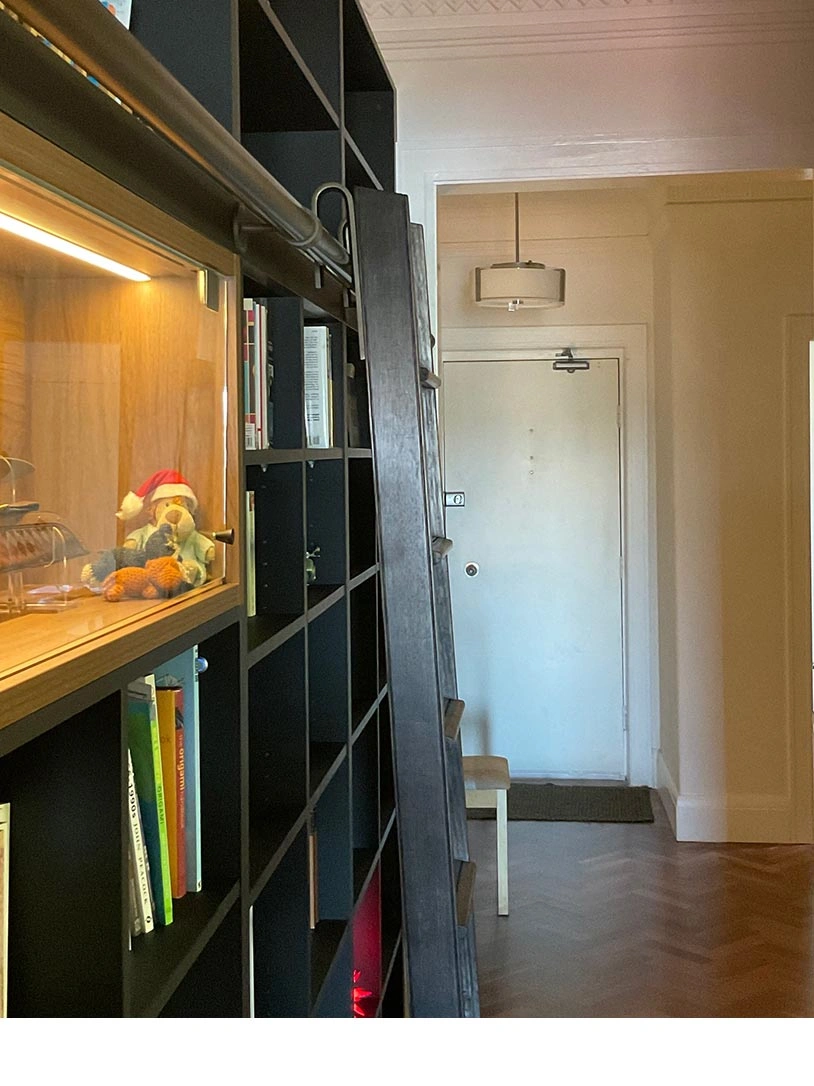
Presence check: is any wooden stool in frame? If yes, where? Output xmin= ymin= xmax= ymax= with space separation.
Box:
xmin=462 ymin=755 xmax=510 ymax=916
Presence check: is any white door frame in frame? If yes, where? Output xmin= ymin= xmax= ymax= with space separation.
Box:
xmin=443 ymin=323 xmax=656 ymax=785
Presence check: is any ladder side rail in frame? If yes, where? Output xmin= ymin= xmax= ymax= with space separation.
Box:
xmin=355 ymin=188 xmax=463 ymax=1018
xmin=409 ymin=223 xmax=480 ymax=1017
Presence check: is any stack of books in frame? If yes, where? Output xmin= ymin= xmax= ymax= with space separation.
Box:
xmin=244 ymin=299 xmax=273 ymax=450
xmin=126 ymin=647 xmax=203 ymax=937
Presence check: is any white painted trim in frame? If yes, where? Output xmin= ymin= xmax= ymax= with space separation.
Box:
xmin=656 ymin=751 xmax=678 ymax=837
xmin=675 ymin=793 xmax=795 ymax=843
xmin=366 ymin=0 xmax=814 ymax=60
xmin=511 ymin=769 xmax=626 ymax=782
xmin=443 ymin=325 xmax=656 ymax=786
xmin=373 ymin=16 xmax=814 ymax=60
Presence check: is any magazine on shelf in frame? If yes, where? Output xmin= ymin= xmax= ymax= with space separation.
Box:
xmin=304 ymin=325 xmax=333 ymax=449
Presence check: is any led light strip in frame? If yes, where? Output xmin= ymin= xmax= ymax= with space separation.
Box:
xmin=0 ymin=210 xmax=150 ymax=281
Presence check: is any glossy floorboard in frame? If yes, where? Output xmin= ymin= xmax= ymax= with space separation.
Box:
xmin=468 ymin=792 xmax=814 ymax=1017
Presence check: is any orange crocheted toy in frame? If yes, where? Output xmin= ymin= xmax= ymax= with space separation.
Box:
xmin=102 ymin=556 xmax=188 ymax=602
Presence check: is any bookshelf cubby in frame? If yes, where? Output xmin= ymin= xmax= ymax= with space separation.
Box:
xmin=0 ymin=0 xmax=400 ymax=1018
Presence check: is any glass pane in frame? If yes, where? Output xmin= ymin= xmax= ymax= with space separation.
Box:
xmin=0 ymin=162 xmax=233 ymax=683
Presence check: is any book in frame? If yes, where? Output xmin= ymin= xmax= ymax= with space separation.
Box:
xmin=246 ymin=490 xmax=256 ymax=618
xmin=155 ymin=648 xmax=203 ymax=893
xmin=127 ymin=749 xmax=154 ymax=934
xmin=243 ymin=299 xmax=257 ymax=450
xmin=257 ymin=300 xmax=268 ymax=449
xmin=308 ymin=817 xmax=318 ymax=931
xmin=127 ymin=678 xmax=173 ymax=926
xmin=128 ymin=846 xmax=141 ymax=938
xmin=100 ymin=1 xmax=132 ymax=29
xmin=156 ymin=686 xmax=186 ymax=900
xmin=304 ymin=325 xmax=333 ymax=449
xmin=0 ymin=803 xmax=8 ymax=1017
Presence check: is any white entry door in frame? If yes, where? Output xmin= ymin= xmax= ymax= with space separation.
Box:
xmin=444 ymin=356 xmax=625 ymax=778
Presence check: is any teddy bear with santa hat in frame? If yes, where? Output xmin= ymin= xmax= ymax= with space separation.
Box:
xmin=115 ymin=469 xmax=215 ymax=589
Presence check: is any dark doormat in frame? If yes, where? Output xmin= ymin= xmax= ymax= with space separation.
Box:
xmin=467 ymin=782 xmax=654 ymax=823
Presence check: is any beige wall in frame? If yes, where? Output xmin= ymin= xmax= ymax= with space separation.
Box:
xmin=655 ymin=183 xmax=813 ymax=839
xmin=438 ymin=177 xmax=814 ymax=841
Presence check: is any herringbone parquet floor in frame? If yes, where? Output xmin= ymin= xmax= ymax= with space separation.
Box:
xmin=468 ymin=791 xmax=814 ymax=1017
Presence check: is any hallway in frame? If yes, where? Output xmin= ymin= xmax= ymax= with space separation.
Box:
xmin=469 ymin=795 xmax=814 ymax=1017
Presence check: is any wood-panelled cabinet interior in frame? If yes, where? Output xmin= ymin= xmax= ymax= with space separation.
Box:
xmin=0 ymin=0 xmax=401 ymax=1017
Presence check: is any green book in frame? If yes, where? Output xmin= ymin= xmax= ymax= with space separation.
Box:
xmin=126 ymin=676 xmax=173 ymax=927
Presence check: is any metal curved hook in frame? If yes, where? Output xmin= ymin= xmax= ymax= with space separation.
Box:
xmin=307 ymin=182 xmax=366 ymax=360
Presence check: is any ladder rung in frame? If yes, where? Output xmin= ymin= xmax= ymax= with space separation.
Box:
xmin=444 ymin=698 xmax=465 ymax=740
xmin=420 ymin=366 xmax=441 ymax=390
xmin=456 ymin=860 xmax=477 ymax=926
xmin=432 ymin=536 xmax=453 ymax=559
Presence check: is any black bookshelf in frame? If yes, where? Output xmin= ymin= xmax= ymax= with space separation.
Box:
xmin=0 ymin=0 xmax=400 ymax=1019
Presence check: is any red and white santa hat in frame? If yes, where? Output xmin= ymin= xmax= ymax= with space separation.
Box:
xmin=116 ymin=469 xmax=198 ymax=521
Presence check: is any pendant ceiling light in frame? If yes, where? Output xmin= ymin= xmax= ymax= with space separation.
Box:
xmin=475 ymin=192 xmax=565 ymax=311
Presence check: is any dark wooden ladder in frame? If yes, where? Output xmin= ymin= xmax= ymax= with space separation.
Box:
xmin=354 ymin=186 xmax=479 ymax=1018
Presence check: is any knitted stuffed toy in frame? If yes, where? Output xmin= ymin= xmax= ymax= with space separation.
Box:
xmin=102 ymin=555 xmax=188 ymax=602
xmin=81 ymin=523 xmax=175 ymax=590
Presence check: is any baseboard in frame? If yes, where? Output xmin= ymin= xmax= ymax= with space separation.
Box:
xmin=510 ymin=770 xmax=626 ymax=782
xmin=656 ymin=751 xmax=678 ymax=837
xmin=674 ymin=792 xmax=795 ymax=843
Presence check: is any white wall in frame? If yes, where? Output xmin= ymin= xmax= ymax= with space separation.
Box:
xmin=437 ymin=179 xmax=814 ymax=841
xmin=389 ymin=36 xmax=814 ymax=338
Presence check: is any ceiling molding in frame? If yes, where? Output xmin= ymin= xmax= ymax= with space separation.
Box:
xmin=360 ymin=0 xmax=814 ymax=58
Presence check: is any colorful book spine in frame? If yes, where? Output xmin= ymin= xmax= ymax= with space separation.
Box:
xmin=127 ymin=749 xmax=154 ymax=934
xmin=155 ymin=648 xmax=202 ymax=893
xmin=126 ymin=678 xmax=173 ymax=926
xmin=244 ymin=298 xmax=257 ymax=450
xmin=156 ymin=686 xmax=186 ymax=900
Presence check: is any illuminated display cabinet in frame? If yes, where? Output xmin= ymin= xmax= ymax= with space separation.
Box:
xmin=0 ymin=155 xmax=239 ymax=725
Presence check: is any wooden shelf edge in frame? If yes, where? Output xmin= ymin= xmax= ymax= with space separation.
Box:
xmin=247 ymin=613 xmax=306 ymax=668
xmin=245 ymin=448 xmax=305 ymax=466
xmin=255 ymin=0 xmax=340 ymax=129
xmin=377 ymin=931 xmax=404 ymax=1017
xmin=344 ymin=130 xmax=383 ymax=192
xmin=348 ymin=563 xmax=378 ymax=591
xmin=0 ymin=583 xmax=240 ymax=734
xmin=309 ymin=742 xmax=348 ymax=807
xmin=351 ymin=685 xmax=386 ymax=743
xmin=249 ymin=808 xmax=311 ymax=906
xmin=304 ymin=447 xmax=343 ymax=461
xmin=306 ymin=585 xmax=345 ymax=622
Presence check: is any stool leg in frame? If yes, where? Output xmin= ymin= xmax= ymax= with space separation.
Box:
xmin=496 ymin=788 xmax=508 ymax=915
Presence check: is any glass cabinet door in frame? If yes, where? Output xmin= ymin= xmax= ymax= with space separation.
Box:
xmin=0 ymin=157 xmax=237 ymax=691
